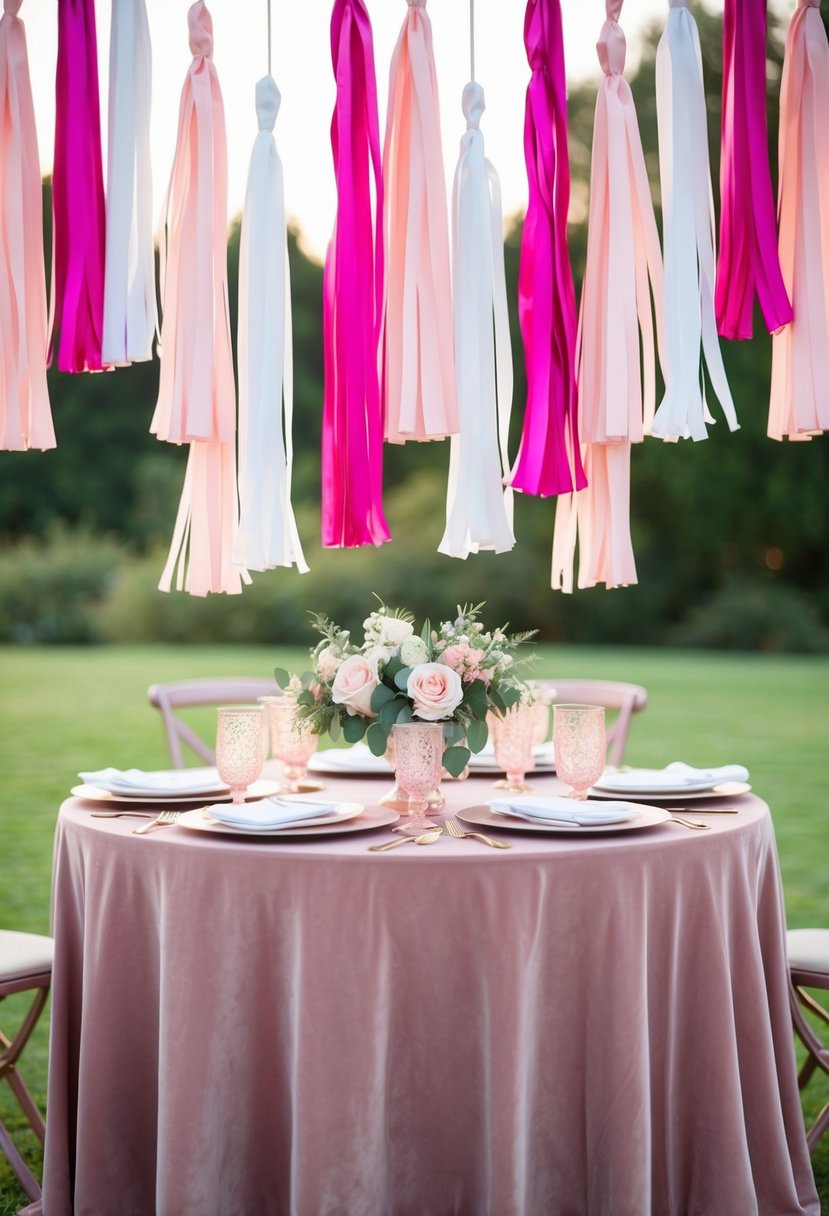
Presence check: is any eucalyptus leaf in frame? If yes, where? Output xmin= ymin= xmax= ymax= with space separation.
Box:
xmin=379 ymin=699 xmax=405 ymax=733
xmin=328 ymin=714 xmax=341 ymax=742
xmin=442 ymin=721 xmax=465 ymax=746
xmin=296 ymin=690 xmax=315 ymax=707
xmin=343 ymin=715 xmax=368 ymax=743
xmin=367 ymin=722 xmax=389 ymax=757
xmin=393 ymin=666 xmax=413 ymax=692
xmin=442 ymin=745 xmax=471 ymax=778
xmin=463 ymin=679 xmax=489 ymax=718
xmin=501 ymin=685 xmax=522 ymax=709
xmin=273 ymin=667 xmax=291 ymax=690
xmin=370 ymin=683 xmax=396 ymax=712
xmin=488 ymin=686 xmax=507 ymax=715
xmin=466 ymin=717 xmax=489 ymax=754
xmin=396 ymin=704 xmax=414 ymax=726
xmin=384 ymin=655 xmax=404 ymax=680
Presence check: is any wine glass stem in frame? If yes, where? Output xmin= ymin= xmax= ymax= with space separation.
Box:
xmin=231 ymin=786 xmax=247 ymax=804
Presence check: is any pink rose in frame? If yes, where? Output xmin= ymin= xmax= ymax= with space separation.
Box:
xmin=331 ymin=654 xmax=380 ymax=717
xmin=439 ymin=644 xmax=489 ymax=683
xmin=316 ymin=646 xmax=343 ymax=683
xmin=407 ymin=663 xmax=464 ymax=721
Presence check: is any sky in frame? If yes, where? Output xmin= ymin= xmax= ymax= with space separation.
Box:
xmin=24 ymin=0 xmax=728 ymax=261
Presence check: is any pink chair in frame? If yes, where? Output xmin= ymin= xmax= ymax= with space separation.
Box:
xmin=148 ymin=678 xmax=281 ymax=768
xmin=528 ymin=678 xmax=648 ymax=768
xmin=0 ymin=929 xmax=53 ymax=1202
xmin=787 ymin=928 xmax=829 ymax=1153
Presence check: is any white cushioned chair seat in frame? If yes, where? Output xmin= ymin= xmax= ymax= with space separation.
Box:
xmin=0 ymin=930 xmax=53 ymax=984
xmin=787 ymin=928 xmax=829 ymax=978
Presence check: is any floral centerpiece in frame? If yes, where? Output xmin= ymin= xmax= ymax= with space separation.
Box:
xmin=275 ymin=602 xmax=535 ymax=776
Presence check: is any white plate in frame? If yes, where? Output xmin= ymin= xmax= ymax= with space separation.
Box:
xmin=71 ymin=779 xmax=284 ymax=805
xmin=77 ymin=765 xmax=228 ymax=798
xmin=176 ymin=804 xmax=399 ymax=839
xmin=308 ymin=741 xmax=556 ymax=777
xmin=588 ymin=782 xmax=752 ymax=803
xmin=458 ymin=802 xmax=672 ymax=835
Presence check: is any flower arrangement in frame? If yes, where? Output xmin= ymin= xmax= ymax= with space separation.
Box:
xmin=274 ymin=602 xmax=535 ymax=776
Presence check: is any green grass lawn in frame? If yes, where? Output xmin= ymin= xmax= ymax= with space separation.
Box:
xmin=1 ymin=644 xmax=827 ymax=1212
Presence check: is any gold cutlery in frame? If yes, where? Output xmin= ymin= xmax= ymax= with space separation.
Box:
xmin=91 ymin=810 xmax=156 ymax=819
xmin=669 ymin=815 xmax=710 ymax=831
xmin=369 ymin=830 xmax=442 ymax=852
xmin=132 ymin=810 xmax=181 ymax=835
xmin=444 ymin=818 xmax=511 ymax=849
xmin=666 ymin=806 xmax=739 ymax=813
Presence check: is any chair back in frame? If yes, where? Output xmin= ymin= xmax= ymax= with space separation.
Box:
xmin=148 ymin=678 xmax=281 ymax=768
xmin=528 ymin=678 xmax=648 ymax=768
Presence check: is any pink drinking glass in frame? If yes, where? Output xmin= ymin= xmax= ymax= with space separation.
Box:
xmin=215 ymin=706 xmax=266 ymax=804
xmin=552 ymin=704 xmax=606 ymax=800
xmin=265 ymin=698 xmax=322 ymax=793
xmin=491 ymin=702 xmax=537 ymax=793
xmin=392 ymin=722 xmax=444 ymax=835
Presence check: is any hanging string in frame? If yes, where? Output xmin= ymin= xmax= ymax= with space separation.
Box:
xmin=469 ymin=0 xmax=475 ymax=82
xmin=267 ymin=0 xmax=271 ymax=76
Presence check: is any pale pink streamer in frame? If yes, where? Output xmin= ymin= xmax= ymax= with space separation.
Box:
xmin=769 ymin=0 xmax=829 ymax=440
xmin=155 ymin=2 xmax=243 ymax=596
xmin=553 ymin=0 xmax=663 ymax=592
xmin=0 ymin=0 xmax=54 ymax=451
xmin=383 ymin=0 xmax=457 ymax=443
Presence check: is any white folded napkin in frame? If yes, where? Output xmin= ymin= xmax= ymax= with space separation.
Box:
xmin=490 ymin=797 xmax=641 ymax=826
xmin=207 ymin=797 xmax=338 ymax=831
xmin=594 ymin=761 xmax=749 ymax=793
xmin=313 ymin=744 xmax=389 ymax=772
xmin=79 ymin=767 xmax=227 ymax=795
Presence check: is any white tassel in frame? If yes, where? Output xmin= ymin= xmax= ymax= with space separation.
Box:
xmin=232 ymin=76 xmax=308 ymax=574
xmin=438 ymin=81 xmax=514 ymax=560
xmin=102 ymin=0 xmax=155 ymax=365
xmin=651 ymin=0 xmax=738 ymax=442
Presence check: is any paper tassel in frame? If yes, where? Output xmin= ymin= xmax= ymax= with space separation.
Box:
xmin=438 ymin=82 xmax=514 ymax=560
xmin=159 ymin=443 xmax=249 ymax=596
xmin=52 ymin=0 xmax=108 ymax=372
xmin=769 ymin=0 xmax=829 ymax=440
xmin=552 ymin=0 xmax=663 ymax=592
xmin=322 ymin=0 xmax=390 ymax=548
xmin=150 ymin=0 xmax=235 ymax=446
xmin=715 ymin=0 xmax=793 ymax=340
xmin=509 ymin=0 xmax=585 ymax=498
xmin=156 ymin=2 xmax=243 ymax=597
xmin=233 ymin=76 xmax=308 ymax=573
xmin=651 ymin=0 xmax=738 ymax=443
xmin=102 ymin=0 xmax=155 ymax=366
xmin=382 ymin=0 xmax=457 ymax=444
xmin=0 ymin=0 xmax=54 ymax=450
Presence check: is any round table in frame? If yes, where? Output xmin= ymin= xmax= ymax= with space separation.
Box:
xmin=37 ymin=775 xmax=818 ymax=1216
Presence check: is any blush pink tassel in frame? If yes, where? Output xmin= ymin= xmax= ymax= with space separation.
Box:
xmin=0 ymin=0 xmax=54 ymax=450
xmin=769 ymin=0 xmax=829 ymax=440
xmin=383 ymin=0 xmax=457 ymax=444
xmin=552 ymin=0 xmax=663 ymax=592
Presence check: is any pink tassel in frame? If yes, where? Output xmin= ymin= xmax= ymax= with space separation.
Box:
xmin=155 ymin=2 xmax=243 ymax=597
xmin=769 ymin=0 xmax=829 ymax=440
xmin=0 ymin=0 xmax=54 ymax=450
xmin=552 ymin=0 xmax=663 ymax=592
xmin=52 ymin=0 xmax=108 ymax=372
xmin=715 ymin=0 xmax=793 ymax=340
xmin=382 ymin=0 xmax=456 ymax=444
xmin=322 ymin=0 xmax=390 ymax=548
xmin=509 ymin=0 xmax=585 ymax=498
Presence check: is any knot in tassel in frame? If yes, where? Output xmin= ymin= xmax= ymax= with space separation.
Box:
xmin=188 ymin=0 xmax=213 ymax=58
xmin=462 ymin=80 xmax=485 ymax=129
xmin=597 ymin=18 xmax=626 ymax=77
xmin=406 ymin=0 xmax=426 ymax=8
xmin=256 ymin=74 xmax=279 ymax=131
xmin=3 ymin=1 xmax=22 ymax=17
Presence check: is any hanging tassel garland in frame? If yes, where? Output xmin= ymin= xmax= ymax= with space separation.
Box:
xmin=322 ymin=0 xmax=389 ymax=548
xmin=509 ymin=0 xmax=585 ymax=498
xmin=233 ymin=75 xmax=308 ymax=573
xmin=0 ymin=0 xmax=54 ymax=450
xmin=155 ymin=2 xmax=244 ymax=596
xmin=383 ymin=0 xmax=457 ymax=444
xmin=52 ymin=0 xmax=108 ymax=372
xmin=439 ymin=81 xmax=514 ymax=560
xmin=552 ymin=0 xmax=663 ymax=591
xmin=651 ymin=0 xmax=738 ymax=443
xmin=102 ymin=0 xmax=155 ymax=366
xmin=715 ymin=0 xmax=793 ymax=340
xmin=769 ymin=0 xmax=829 ymax=440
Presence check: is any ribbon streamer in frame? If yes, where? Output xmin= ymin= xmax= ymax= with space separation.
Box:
xmin=233 ymin=75 xmax=308 ymax=573
xmin=52 ymin=0 xmax=108 ymax=372
xmin=0 ymin=0 xmax=54 ymax=450
xmin=552 ymin=0 xmax=662 ymax=591
xmin=322 ymin=0 xmax=389 ymax=547
xmin=439 ymin=82 xmax=514 ymax=560
xmin=156 ymin=2 xmax=243 ymax=596
xmin=769 ymin=0 xmax=829 ymax=440
xmin=715 ymin=0 xmax=793 ymax=340
xmin=509 ymin=0 xmax=585 ymax=498
xmin=383 ymin=0 xmax=457 ymax=444
xmin=651 ymin=0 xmax=738 ymax=443
xmin=102 ymin=0 xmax=155 ymax=366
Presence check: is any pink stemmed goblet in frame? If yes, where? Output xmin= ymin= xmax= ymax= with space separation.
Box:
xmin=392 ymin=722 xmax=444 ymax=835
xmin=552 ymin=704 xmax=606 ymax=800
xmin=264 ymin=698 xmax=322 ymax=793
xmin=215 ymin=706 xmax=266 ymax=804
xmin=490 ymin=702 xmax=537 ymax=793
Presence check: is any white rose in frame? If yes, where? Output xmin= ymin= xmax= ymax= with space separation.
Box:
xmin=316 ymin=646 xmax=343 ymax=683
xmin=364 ymin=643 xmax=393 ymax=667
xmin=400 ymin=636 xmax=429 ymax=667
xmin=377 ymin=616 xmax=414 ymax=648
xmin=331 ymin=654 xmax=380 ymax=717
xmin=407 ymin=663 xmax=464 ymax=721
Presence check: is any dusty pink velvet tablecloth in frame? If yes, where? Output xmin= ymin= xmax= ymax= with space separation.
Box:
xmin=32 ymin=774 xmax=818 ymax=1216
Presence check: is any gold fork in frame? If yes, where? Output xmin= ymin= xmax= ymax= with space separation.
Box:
xmin=444 ymin=818 xmax=511 ymax=849
xmin=132 ymin=810 xmax=181 ymax=835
